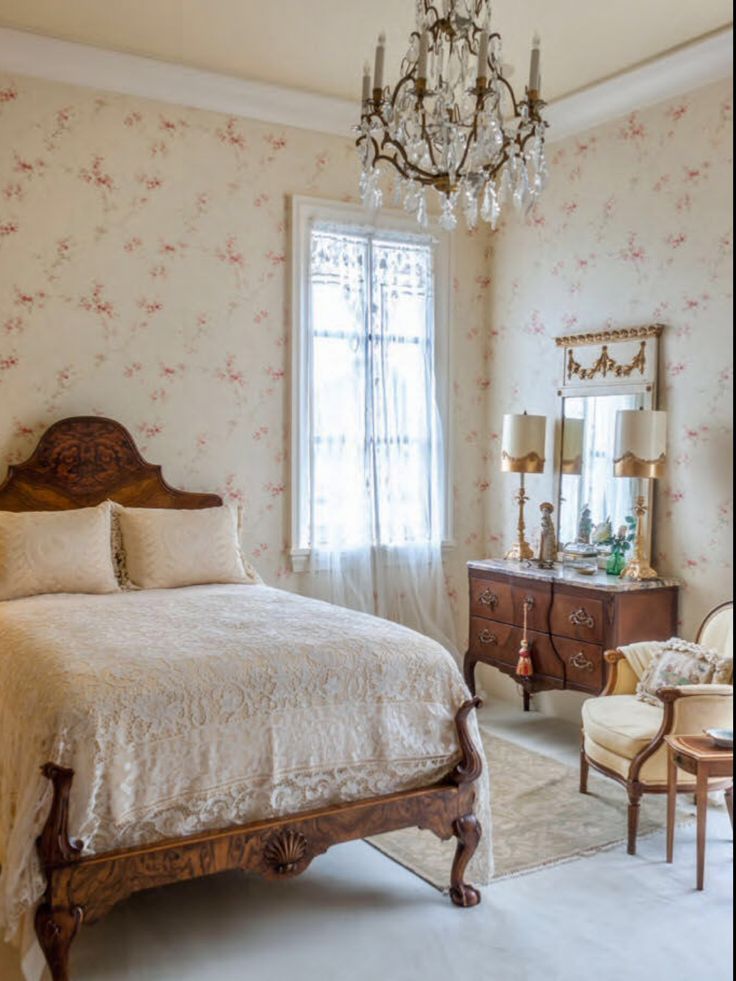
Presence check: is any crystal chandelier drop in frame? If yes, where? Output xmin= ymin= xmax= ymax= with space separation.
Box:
xmin=356 ymin=0 xmax=549 ymax=231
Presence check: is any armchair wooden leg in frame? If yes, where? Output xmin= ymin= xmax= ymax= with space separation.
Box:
xmin=579 ymin=741 xmax=589 ymax=795
xmin=627 ymin=785 xmax=642 ymax=856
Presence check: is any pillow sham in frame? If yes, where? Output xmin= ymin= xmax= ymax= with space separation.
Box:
xmin=114 ymin=503 xmax=260 ymax=590
xmin=636 ymin=637 xmax=733 ymax=706
xmin=0 ymin=502 xmax=119 ymax=601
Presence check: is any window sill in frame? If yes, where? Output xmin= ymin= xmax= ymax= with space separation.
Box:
xmin=290 ymin=541 xmax=456 ymax=573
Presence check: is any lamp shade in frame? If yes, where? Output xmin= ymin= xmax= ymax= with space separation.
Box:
xmin=560 ymin=417 xmax=584 ymax=475
xmin=501 ymin=413 xmax=546 ymax=473
xmin=614 ymin=409 xmax=667 ymax=479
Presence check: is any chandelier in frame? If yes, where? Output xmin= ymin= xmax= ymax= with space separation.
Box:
xmin=356 ymin=0 xmax=548 ymax=231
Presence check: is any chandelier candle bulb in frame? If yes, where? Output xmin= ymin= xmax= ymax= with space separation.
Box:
xmin=528 ymin=33 xmax=541 ymax=93
xmin=362 ymin=62 xmax=371 ymax=104
xmin=418 ymin=31 xmax=429 ymax=79
xmin=476 ymin=30 xmax=489 ymax=82
xmin=374 ymin=32 xmax=386 ymax=92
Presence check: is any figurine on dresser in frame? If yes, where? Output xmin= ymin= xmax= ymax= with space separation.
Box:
xmin=537 ymin=502 xmax=557 ymax=569
xmin=577 ymin=504 xmax=593 ymax=544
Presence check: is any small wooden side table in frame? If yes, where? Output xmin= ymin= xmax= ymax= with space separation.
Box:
xmin=665 ymin=734 xmax=733 ymax=890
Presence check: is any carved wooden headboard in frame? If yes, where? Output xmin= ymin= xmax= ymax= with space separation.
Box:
xmin=0 ymin=416 xmax=222 ymax=511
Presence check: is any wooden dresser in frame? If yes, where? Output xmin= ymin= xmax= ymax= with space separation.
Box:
xmin=465 ymin=559 xmax=679 ymax=711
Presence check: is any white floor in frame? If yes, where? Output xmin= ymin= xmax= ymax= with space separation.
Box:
xmin=1 ymin=700 xmax=732 ymax=981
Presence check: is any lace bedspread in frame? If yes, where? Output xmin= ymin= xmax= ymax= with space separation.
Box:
xmin=0 ymin=584 xmax=492 ymax=946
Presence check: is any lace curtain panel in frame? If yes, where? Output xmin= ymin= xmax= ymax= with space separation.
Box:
xmin=302 ymin=225 xmax=457 ymax=657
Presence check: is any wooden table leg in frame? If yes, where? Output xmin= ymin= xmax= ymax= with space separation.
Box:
xmin=695 ymin=766 xmax=708 ymax=891
xmin=666 ymin=748 xmax=677 ymax=864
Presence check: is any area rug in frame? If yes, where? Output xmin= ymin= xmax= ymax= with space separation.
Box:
xmin=367 ymin=727 xmax=694 ymax=887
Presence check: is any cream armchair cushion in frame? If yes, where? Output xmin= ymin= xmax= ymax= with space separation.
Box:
xmin=582 ymin=685 xmax=733 ymax=786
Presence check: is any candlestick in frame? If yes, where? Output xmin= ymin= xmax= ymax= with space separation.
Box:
xmin=417 ymin=31 xmax=429 ymax=79
xmin=362 ymin=62 xmax=371 ymax=104
xmin=528 ymin=32 xmax=541 ymax=93
xmin=374 ymin=32 xmax=386 ymax=92
xmin=476 ymin=30 xmax=489 ymax=81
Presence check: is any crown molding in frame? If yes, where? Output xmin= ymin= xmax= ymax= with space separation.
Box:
xmin=0 ymin=25 xmax=732 ymax=144
xmin=546 ymin=28 xmax=733 ymax=143
xmin=0 ymin=27 xmax=357 ymax=138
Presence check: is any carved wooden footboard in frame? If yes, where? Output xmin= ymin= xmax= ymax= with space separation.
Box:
xmin=0 ymin=418 xmax=484 ymax=981
xmin=35 ymin=698 xmax=483 ymax=981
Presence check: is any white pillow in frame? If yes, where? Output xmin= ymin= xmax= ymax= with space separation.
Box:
xmin=0 ymin=502 xmax=119 ymax=601
xmin=115 ymin=504 xmax=260 ymax=590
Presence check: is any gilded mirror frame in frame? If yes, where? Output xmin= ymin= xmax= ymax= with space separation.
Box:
xmin=553 ymin=324 xmax=664 ymax=559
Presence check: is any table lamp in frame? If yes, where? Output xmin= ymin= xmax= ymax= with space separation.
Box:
xmin=501 ymin=412 xmax=546 ymax=561
xmin=613 ymin=408 xmax=666 ymax=580
xmin=560 ymin=417 xmax=584 ymax=475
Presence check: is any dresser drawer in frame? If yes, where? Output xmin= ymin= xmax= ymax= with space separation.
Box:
xmin=553 ymin=635 xmax=604 ymax=692
xmin=511 ymin=585 xmax=551 ymax=633
xmin=469 ymin=618 xmax=563 ymax=682
xmin=469 ymin=577 xmax=513 ymax=622
xmin=550 ymin=593 xmax=604 ymax=643
xmin=469 ymin=617 xmax=516 ymax=665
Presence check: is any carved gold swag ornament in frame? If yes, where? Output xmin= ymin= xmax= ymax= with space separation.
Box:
xmin=566 ymin=340 xmax=646 ymax=382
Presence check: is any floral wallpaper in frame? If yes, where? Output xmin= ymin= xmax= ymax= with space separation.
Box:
xmin=486 ymin=79 xmax=733 ymax=642
xmin=0 ymin=72 xmax=493 ymax=642
xmin=1 ymin=70 xmax=731 ymax=671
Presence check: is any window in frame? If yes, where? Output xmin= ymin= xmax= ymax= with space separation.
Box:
xmin=291 ymin=197 xmax=452 ymax=569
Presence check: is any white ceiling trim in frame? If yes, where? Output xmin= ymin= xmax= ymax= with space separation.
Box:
xmin=0 ymin=25 xmax=732 ymax=144
xmin=546 ymin=28 xmax=733 ymax=142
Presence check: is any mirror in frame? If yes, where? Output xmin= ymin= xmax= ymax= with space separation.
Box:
xmin=553 ymin=325 xmax=662 ymax=556
xmin=558 ymin=392 xmax=645 ymax=547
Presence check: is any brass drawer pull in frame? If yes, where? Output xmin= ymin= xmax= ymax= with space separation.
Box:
xmin=568 ymin=607 xmax=595 ymax=629
xmin=478 ymin=629 xmax=498 ymax=645
xmin=478 ymin=589 xmax=498 ymax=610
xmin=524 ymin=595 xmax=535 ymax=609
xmin=569 ymin=651 xmax=594 ymax=672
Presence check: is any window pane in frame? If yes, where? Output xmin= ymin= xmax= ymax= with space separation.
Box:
xmin=308 ymin=227 xmax=439 ymax=550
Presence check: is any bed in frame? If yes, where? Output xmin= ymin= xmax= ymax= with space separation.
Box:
xmin=0 ymin=416 xmax=489 ymax=981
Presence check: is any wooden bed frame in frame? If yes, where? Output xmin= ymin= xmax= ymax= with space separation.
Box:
xmin=0 ymin=416 xmax=484 ymax=981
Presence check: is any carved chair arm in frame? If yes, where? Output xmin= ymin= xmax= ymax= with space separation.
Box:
xmin=655 ymin=685 xmax=733 ymax=742
xmin=601 ymin=649 xmax=638 ymax=697
xmin=657 ymin=684 xmax=733 ymax=700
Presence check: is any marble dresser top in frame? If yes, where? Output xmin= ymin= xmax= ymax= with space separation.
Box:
xmin=467 ymin=558 xmax=680 ymax=593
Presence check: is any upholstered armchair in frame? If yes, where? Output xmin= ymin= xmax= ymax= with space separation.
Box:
xmin=580 ymin=602 xmax=733 ymax=855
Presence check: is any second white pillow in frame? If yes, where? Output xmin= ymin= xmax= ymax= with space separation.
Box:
xmin=116 ymin=504 xmax=259 ymax=590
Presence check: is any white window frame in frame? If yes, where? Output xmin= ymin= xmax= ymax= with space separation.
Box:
xmin=290 ymin=194 xmax=454 ymax=572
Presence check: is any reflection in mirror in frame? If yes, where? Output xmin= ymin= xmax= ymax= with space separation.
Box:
xmin=558 ymin=392 xmax=644 ymax=547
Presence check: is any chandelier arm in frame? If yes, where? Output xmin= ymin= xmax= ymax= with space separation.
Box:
xmin=495 ymin=72 xmax=521 ymax=118
xmin=374 ymin=136 xmax=444 ymax=184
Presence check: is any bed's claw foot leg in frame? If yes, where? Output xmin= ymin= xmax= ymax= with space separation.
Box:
xmin=449 ymin=813 xmax=481 ymax=907
xmin=35 ymin=903 xmax=83 ymax=981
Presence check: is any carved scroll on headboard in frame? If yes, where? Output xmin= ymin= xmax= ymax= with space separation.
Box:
xmin=0 ymin=416 xmax=222 ymax=511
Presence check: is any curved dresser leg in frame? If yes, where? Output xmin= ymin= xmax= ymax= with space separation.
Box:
xmin=449 ymin=813 xmax=481 ymax=907
xmin=35 ymin=903 xmax=83 ymax=981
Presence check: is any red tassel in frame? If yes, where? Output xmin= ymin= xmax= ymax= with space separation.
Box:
xmin=516 ymin=638 xmax=533 ymax=677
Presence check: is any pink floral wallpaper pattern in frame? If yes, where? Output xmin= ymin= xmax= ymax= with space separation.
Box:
xmin=486 ymin=79 xmax=733 ymax=637
xmin=0 ymin=72 xmax=493 ymax=641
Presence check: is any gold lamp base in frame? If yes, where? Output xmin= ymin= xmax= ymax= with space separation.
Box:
xmin=620 ymin=494 xmax=659 ymax=581
xmin=505 ymin=473 xmax=534 ymax=562
xmin=620 ymin=557 xmax=659 ymax=581
xmin=505 ymin=540 xmax=535 ymax=562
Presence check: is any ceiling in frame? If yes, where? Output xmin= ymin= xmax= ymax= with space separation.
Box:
xmin=0 ymin=0 xmax=732 ymax=103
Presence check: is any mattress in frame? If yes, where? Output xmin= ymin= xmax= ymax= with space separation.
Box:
xmin=0 ymin=583 xmax=491 ymax=942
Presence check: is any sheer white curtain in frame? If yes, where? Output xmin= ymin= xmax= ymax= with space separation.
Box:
xmin=303 ymin=223 xmax=457 ymax=657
